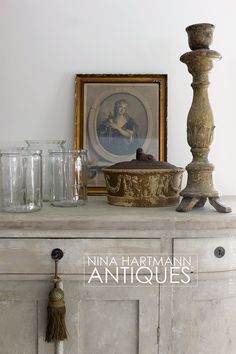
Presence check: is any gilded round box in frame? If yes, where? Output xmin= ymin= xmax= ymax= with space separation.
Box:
xmin=103 ymin=149 xmax=184 ymax=207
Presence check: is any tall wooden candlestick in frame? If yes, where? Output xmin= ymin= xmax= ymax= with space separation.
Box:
xmin=176 ymin=23 xmax=231 ymax=213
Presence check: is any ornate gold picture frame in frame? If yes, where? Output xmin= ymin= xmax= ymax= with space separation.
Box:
xmin=75 ymin=74 xmax=167 ymax=195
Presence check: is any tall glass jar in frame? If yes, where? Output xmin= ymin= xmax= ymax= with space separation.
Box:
xmin=25 ymin=140 xmax=66 ymax=201
xmin=49 ymin=150 xmax=87 ymax=207
xmin=0 ymin=149 xmax=42 ymax=212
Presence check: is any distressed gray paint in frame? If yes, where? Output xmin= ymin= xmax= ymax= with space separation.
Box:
xmin=0 ymin=196 xmax=235 ymax=353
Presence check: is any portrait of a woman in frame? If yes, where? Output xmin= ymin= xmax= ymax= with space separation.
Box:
xmin=97 ymin=99 xmax=139 ymax=156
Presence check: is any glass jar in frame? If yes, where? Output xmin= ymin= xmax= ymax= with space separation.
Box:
xmin=49 ymin=150 xmax=87 ymax=207
xmin=0 ymin=149 xmax=42 ymax=212
xmin=25 ymin=140 xmax=66 ymax=201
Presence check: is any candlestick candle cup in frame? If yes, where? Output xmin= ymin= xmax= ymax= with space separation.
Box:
xmin=186 ymin=23 xmax=214 ymax=50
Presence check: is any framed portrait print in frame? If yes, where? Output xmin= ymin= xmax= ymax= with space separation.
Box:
xmin=75 ymin=74 xmax=167 ymax=195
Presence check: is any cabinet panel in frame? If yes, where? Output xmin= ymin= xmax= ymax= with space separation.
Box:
xmin=0 ymin=300 xmax=37 ymax=354
xmin=173 ymin=237 xmax=236 ymax=272
xmin=0 ymin=238 xmax=160 ymax=274
xmin=63 ymin=283 xmax=159 ymax=354
xmin=79 ymin=300 xmax=139 ymax=354
xmin=0 ymin=281 xmax=54 ymax=354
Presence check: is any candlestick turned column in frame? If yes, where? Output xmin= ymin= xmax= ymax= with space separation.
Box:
xmin=176 ymin=23 xmax=231 ymax=213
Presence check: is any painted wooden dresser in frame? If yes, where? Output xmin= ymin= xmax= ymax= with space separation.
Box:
xmin=0 ymin=196 xmax=235 ymax=354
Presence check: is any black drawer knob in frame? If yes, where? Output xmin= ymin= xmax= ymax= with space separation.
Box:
xmin=214 ymin=246 xmax=225 ymax=258
xmin=51 ymin=248 xmax=64 ymax=261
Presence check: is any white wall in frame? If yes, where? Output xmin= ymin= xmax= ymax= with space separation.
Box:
xmin=0 ymin=0 xmax=235 ymax=194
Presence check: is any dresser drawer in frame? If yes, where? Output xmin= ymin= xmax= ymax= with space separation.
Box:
xmin=173 ymin=237 xmax=236 ymax=273
xmin=0 ymin=238 xmax=160 ymax=274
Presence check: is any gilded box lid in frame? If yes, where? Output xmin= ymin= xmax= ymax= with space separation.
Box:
xmin=105 ymin=148 xmax=180 ymax=170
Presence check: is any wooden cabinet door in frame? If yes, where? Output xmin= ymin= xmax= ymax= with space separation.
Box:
xmin=62 ymin=282 xmax=159 ymax=354
xmin=0 ymin=279 xmax=159 ymax=354
xmin=167 ymin=237 xmax=236 ymax=354
xmin=0 ymin=237 xmax=161 ymax=354
xmin=169 ymin=274 xmax=236 ymax=354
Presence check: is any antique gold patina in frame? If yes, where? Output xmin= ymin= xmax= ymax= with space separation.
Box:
xmin=177 ymin=23 xmax=231 ymax=213
xmin=103 ymin=149 xmax=184 ymax=207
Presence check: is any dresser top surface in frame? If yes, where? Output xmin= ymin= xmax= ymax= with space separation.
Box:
xmin=0 ymin=196 xmax=235 ymax=235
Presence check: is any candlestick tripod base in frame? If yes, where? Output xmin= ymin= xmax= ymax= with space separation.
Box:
xmin=176 ymin=197 xmax=232 ymax=213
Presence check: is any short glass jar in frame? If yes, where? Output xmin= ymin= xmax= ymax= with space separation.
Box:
xmin=49 ymin=150 xmax=87 ymax=207
xmin=25 ymin=140 xmax=66 ymax=201
xmin=0 ymin=148 xmax=42 ymax=212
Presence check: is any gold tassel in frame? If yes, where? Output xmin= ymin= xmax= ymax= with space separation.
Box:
xmin=45 ymin=251 xmax=68 ymax=342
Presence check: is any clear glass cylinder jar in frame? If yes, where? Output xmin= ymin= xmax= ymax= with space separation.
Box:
xmin=25 ymin=140 xmax=66 ymax=201
xmin=49 ymin=150 xmax=87 ymax=207
xmin=0 ymin=149 xmax=42 ymax=212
